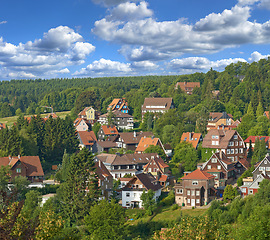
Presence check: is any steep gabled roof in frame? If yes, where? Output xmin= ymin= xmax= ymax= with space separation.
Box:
xmin=181 ymin=132 xmax=202 ymax=149
xmin=99 ymin=110 xmax=133 ymax=119
xmin=107 ymin=98 xmax=129 ymax=111
xmin=101 ymin=125 xmax=118 ymax=135
xmin=252 ymin=155 xmax=270 ymax=174
xmin=181 ymin=169 xmax=215 ymax=180
xmin=142 ymin=98 xmax=173 ymax=111
xmin=208 ymin=112 xmax=233 ymax=123
xmin=135 ymin=137 xmax=163 ymax=153
xmin=0 ymin=156 xmax=44 ymax=176
xmin=118 ymin=131 xmax=153 ymax=144
xmin=95 ymin=160 xmax=113 ymax=181
xmin=78 ymin=131 xmax=97 ymax=146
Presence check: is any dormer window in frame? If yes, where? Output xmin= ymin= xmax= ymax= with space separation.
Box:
xmin=16 ymin=168 xmax=21 ymax=173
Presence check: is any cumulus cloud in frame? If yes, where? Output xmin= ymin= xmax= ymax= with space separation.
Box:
xmin=92 ymin=2 xmax=270 ymax=62
xmin=248 ymin=51 xmax=270 ymax=62
xmin=0 ymin=21 xmax=7 ymax=24
xmin=0 ymin=26 xmax=95 ymax=79
xmin=168 ymin=56 xmax=247 ymax=73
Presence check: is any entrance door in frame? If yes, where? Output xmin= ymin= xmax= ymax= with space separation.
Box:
xmin=191 ymin=199 xmax=195 ymax=207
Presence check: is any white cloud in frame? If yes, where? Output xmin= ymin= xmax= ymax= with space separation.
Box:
xmin=168 ymin=56 xmax=247 ymax=73
xmin=248 ymin=51 xmax=270 ymax=62
xmin=109 ymin=1 xmax=153 ymax=21
xmin=93 ymin=3 xmax=270 ymax=62
xmin=0 ymin=26 xmax=95 ymax=79
xmin=74 ymin=58 xmax=132 ymax=76
xmin=0 ymin=21 xmax=7 ymax=25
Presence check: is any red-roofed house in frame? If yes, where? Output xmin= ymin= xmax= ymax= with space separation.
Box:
xmin=244 ymin=136 xmax=270 ymax=150
xmin=264 ymin=111 xmax=269 ymax=119
xmin=175 ymin=169 xmax=215 ymax=207
xmin=175 ymin=82 xmax=200 ymax=95
xmin=77 ymin=131 xmax=98 ymax=153
xmin=98 ymin=125 xmax=119 ymax=141
xmin=107 ymin=98 xmax=129 ymax=114
xmin=143 ymin=155 xmax=172 ymax=187
xmin=0 ymin=155 xmax=44 ymax=183
xmin=78 ymin=106 xmax=100 ymax=124
xmin=74 ymin=118 xmax=92 ymax=132
xmin=95 ymin=159 xmax=113 ymax=199
xmin=181 ymin=132 xmax=203 ymax=149
xmin=135 ymin=137 xmax=165 ymax=154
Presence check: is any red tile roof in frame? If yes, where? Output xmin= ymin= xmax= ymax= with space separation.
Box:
xmin=175 ymin=82 xmax=200 ymax=94
xmin=244 ymin=136 xmax=270 ymax=143
xmin=101 ymin=125 xmax=118 ymax=135
xmin=77 ymin=131 xmax=97 ymax=146
xmin=135 ymin=137 xmax=161 ymax=153
xmin=181 ymin=169 xmax=215 ymax=180
xmin=0 ymin=156 xmax=44 ymax=177
xmin=181 ymin=132 xmax=202 ymax=148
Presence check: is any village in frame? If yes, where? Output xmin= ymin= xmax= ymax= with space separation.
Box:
xmin=1 ymin=81 xmax=269 ymax=212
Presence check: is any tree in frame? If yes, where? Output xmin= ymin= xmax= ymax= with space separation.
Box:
xmin=140 ymin=189 xmax=157 ymax=216
xmin=84 ymin=200 xmax=127 ymax=240
xmin=195 ymin=106 xmax=209 ymax=134
xmin=252 ymin=138 xmax=267 ymax=165
xmin=144 ymin=145 xmax=166 ymax=160
xmin=57 ymin=148 xmax=99 ymax=225
xmin=247 ymin=139 xmax=253 ymax=159
xmin=223 ymin=185 xmax=238 ymax=202
xmin=256 ymin=102 xmax=264 ymax=118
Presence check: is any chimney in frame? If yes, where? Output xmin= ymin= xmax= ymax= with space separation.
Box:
xmin=8 ymin=155 xmax=11 ymax=160
xmin=189 ymin=132 xmax=192 ymax=141
xmin=219 ymin=151 xmax=222 ymax=159
xmin=18 ymin=155 xmax=20 ymax=159
xmin=99 ymin=160 xmax=101 ymax=168
xmin=134 ymin=131 xmax=136 ymax=138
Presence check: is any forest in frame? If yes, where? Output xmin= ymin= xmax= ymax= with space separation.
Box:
xmin=1 ymin=58 xmax=270 ymax=239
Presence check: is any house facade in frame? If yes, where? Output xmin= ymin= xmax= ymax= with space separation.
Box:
xmin=240 ymin=174 xmax=270 ymax=196
xmin=175 ymin=82 xmax=200 ymax=95
xmin=252 ymin=155 xmax=270 ymax=179
xmin=141 ymin=98 xmax=174 ymax=119
xmin=97 ymin=125 xmax=119 ymax=141
xmin=202 ymin=129 xmax=246 ymax=162
xmin=77 ymin=131 xmax=98 ymax=153
xmin=78 ymin=106 xmax=100 ymax=123
xmin=207 ymin=112 xmax=234 ymax=131
xmin=107 ymin=98 xmax=130 ymax=114
xmin=175 ymin=169 xmax=215 ymax=207
xmin=122 ymin=173 xmax=162 ymax=208
xmin=98 ymin=110 xmax=134 ymax=130
xmin=74 ymin=118 xmax=92 ymax=132
xmin=0 ymin=156 xmax=44 ymax=183
xmin=200 ymin=152 xmax=235 ymax=187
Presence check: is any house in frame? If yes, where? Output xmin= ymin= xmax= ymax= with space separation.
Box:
xmin=78 ymin=106 xmax=100 ymax=124
xmin=143 ymin=157 xmax=172 ymax=187
xmin=244 ymin=136 xmax=270 ymax=150
xmin=201 ymin=129 xmax=246 ymax=162
xmin=135 ymin=137 xmax=165 ymax=154
xmin=122 ymin=172 xmax=163 ymax=208
xmin=98 ymin=110 xmax=134 ymax=130
xmin=94 ymin=153 xmax=161 ymax=179
xmin=240 ymin=174 xmax=270 ymax=196
xmin=43 ymin=112 xmax=59 ymax=120
xmin=264 ymin=111 xmax=269 ymax=119
xmin=74 ymin=118 xmax=92 ymax=132
xmin=0 ymin=155 xmax=44 ymax=183
xmin=119 ymin=177 xmax=133 ymax=188
xmin=234 ymin=158 xmax=251 ymax=177
xmin=175 ymin=82 xmax=200 ymax=95
xmin=200 ymin=152 xmax=235 ymax=187
xmin=252 ymin=155 xmax=270 ymax=179
xmin=181 ymin=132 xmax=203 ymax=149
xmin=107 ymin=98 xmax=130 ymax=114
xmin=115 ymin=131 xmax=153 ymax=151
xmin=98 ymin=125 xmax=119 ymax=141
xmin=141 ymin=98 xmax=174 ymax=119
xmin=94 ymin=159 xmax=113 ymax=199
xmin=163 ymin=144 xmax=173 ymax=158
xmin=207 ymin=112 xmax=234 ymax=131
xmin=77 ymin=131 xmax=98 ymax=153
xmin=96 ymin=140 xmax=117 ymax=153
xmin=174 ymin=169 xmax=215 ymax=207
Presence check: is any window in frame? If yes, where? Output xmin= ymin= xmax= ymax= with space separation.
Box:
xmin=207 ymin=165 xmax=211 ymax=169
xmin=196 ymin=191 xmax=200 ymax=196
xmin=231 ymin=149 xmax=234 ymax=154
xmin=196 ymin=199 xmax=200 ymax=204
xmin=233 ymin=135 xmax=238 ymax=139
xmin=239 ymin=141 xmax=242 ymax=146
xmin=235 ymin=149 xmax=238 ymax=154
xmin=177 ymin=189 xmax=183 ymax=194
xmin=212 ymin=141 xmax=218 ymax=145
xmin=249 ymin=189 xmax=253 ymax=194
xmin=241 ymin=188 xmax=246 ymax=193
xmin=187 ymin=190 xmax=190 ymax=195
xmin=259 ymin=167 xmax=265 ymax=171
xmin=16 ymin=168 xmax=21 ymax=173
xmin=227 ymin=149 xmax=230 ymax=154
xmin=192 ymin=181 xmax=198 ymax=185
xmin=187 ymin=199 xmax=190 ymax=203
xmin=264 ymin=160 xmax=268 ymax=164
xmin=134 ymin=193 xmax=136 ymax=197
xmin=235 ymin=141 xmax=238 ymax=146
xmin=191 ymin=190 xmax=195 ymax=196
xmin=126 ymin=193 xmax=130 ymax=197
xmin=266 ymin=167 xmax=270 ymax=171
xmin=229 ymin=141 xmax=234 ymax=146
xmin=211 ymin=158 xmax=217 ymax=163
xmin=217 ymin=165 xmax=221 ymax=170
xmin=239 ymin=148 xmax=243 ymax=153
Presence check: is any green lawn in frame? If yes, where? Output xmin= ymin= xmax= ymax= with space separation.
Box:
xmin=0 ymin=111 xmax=71 ymax=127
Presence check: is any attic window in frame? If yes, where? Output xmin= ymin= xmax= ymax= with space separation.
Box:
xmin=16 ymin=168 xmax=21 ymax=173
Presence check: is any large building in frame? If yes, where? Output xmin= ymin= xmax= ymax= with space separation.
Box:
xmin=141 ymin=98 xmax=174 ymax=119
xmin=175 ymin=82 xmax=200 ymax=95
xmin=107 ymin=98 xmax=130 ymax=114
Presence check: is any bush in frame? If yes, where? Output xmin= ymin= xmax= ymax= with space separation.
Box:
xmin=171 ymin=204 xmax=179 ymax=211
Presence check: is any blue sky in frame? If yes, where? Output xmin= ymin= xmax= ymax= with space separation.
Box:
xmin=1 ymin=0 xmax=270 ymax=80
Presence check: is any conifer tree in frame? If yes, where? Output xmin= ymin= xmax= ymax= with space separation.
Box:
xmin=256 ymin=102 xmax=264 ymax=118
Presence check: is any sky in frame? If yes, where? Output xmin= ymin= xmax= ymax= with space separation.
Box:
xmin=1 ymin=0 xmax=270 ymax=80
